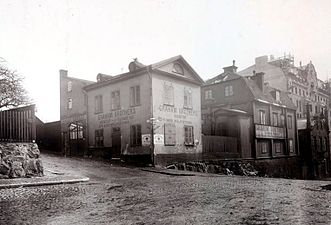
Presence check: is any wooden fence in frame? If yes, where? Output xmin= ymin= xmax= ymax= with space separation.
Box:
xmin=202 ymin=135 xmax=240 ymax=159
xmin=0 ymin=105 xmax=36 ymax=142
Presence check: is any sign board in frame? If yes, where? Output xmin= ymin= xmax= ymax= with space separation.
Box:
xmin=255 ymin=124 xmax=285 ymax=139
xmin=154 ymin=134 xmax=164 ymax=145
xmin=142 ymin=134 xmax=151 ymax=146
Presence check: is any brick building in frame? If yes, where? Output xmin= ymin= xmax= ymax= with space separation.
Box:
xmin=60 ymin=56 xmax=204 ymax=165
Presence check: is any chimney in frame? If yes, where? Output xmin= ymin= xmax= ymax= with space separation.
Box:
xmin=251 ymin=72 xmax=265 ymax=92
xmin=223 ymin=60 xmax=238 ymax=73
xmin=59 ymin=69 xmax=68 ymax=77
xmin=255 ymin=55 xmax=268 ymax=70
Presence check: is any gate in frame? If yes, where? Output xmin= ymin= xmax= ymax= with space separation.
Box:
xmin=0 ymin=105 xmax=36 ymax=142
xmin=202 ymin=135 xmax=239 ymax=159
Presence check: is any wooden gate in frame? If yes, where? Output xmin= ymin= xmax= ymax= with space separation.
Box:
xmin=0 ymin=105 xmax=36 ymax=142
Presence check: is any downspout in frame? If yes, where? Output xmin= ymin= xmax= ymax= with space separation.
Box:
xmin=147 ymin=66 xmax=154 ymax=165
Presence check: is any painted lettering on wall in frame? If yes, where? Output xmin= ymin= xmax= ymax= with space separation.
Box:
xmin=158 ymin=105 xmax=198 ymax=117
xmin=98 ymin=108 xmax=136 ymax=128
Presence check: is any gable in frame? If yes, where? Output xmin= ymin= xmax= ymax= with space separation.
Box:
xmin=152 ymin=56 xmax=204 ymax=85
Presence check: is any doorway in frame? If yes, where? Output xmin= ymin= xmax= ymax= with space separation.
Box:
xmin=111 ymin=127 xmax=121 ymax=159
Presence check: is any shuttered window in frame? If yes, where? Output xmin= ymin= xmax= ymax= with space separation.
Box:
xmin=164 ymin=123 xmax=176 ymax=146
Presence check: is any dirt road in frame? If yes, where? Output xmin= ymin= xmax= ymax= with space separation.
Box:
xmin=0 ymin=154 xmax=330 ymax=224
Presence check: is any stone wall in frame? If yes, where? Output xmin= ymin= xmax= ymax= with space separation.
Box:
xmin=0 ymin=143 xmax=43 ymax=178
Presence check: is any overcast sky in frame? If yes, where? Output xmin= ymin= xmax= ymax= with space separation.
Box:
xmin=1 ymin=0 xmax=330 ymax=122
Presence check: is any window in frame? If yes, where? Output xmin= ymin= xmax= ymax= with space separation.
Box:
xmin=111 ymin=91 xmax=120 ymax=110
xmin=130 ymin=86 xmax=140 ymax=106
xmin=272 ymin=113 xmax=278 ymax=126
xmin=184 ymin=88 xmax=192 ymax=108
xmin=95 ymin=129 xmax=104 ymax=147
xmin=164 ymin=123 xmax=176 ymax=146
xmin=259 ymin=110 xmax=266 ymax=125
xmin=67 ymin=81 xmax=72 ymax=92
xmin=69 ymin=123 xmax=84 ymax=140
xmin=205 ymin=90 xmax=213 ymax=100
xmin=259 ymin=141 xmax=268 ymax=154
xmin=184 ymin=126 xmax=194 ymax=145
xmin=287 ymin=115 xmax=293 ymax=129
xmin=299 ymin=101 xmax=302 ymax=112
xmin=95 ymin=95 xmax=103 ymax=113
xmin=289 ymin=139 xmax=294 ymax=153
xmin=225 ymin=85 xmax=233 ymax=97
xmin=163 ymin=82 xmax=174 ymax=105
xmin=275 ymin=91 xmax=280 ymax=102
xmin=280 ymin=114 xmax=285 ymax=127
xmin=274 ymin=142 xmax=282 ymax=153
xmin=299 ymin=89 xmax=301 ymax=96
xmin=172 ymin=63 xmax=184 ymax=75
xmin=68 ymin=98 xmax=72 ymax=109
xmin=130 ymin=124 xmax=142 ymax=146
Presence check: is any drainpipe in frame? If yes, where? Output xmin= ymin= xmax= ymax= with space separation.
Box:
xmin=147 ymin=66 xmax=154 ymax=165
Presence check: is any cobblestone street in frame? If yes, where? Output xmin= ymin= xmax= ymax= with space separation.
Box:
xmin=0 ymin=154 xmax=330 ymax=225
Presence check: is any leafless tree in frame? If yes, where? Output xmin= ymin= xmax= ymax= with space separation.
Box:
xmin=0 ymin=58 xmax=30 ymax=109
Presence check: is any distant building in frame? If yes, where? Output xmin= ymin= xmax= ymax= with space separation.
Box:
xmin=239 ymin=55 xmax=329 ymax=121
xmin=201 ymin=61 xmax=300 ymax=177
xmin=60 ymin=56 xmax=204 ymax=165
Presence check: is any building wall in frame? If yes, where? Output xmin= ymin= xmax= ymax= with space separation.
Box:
xmin=86 ymin=73 xmax=152 ymax=156
xmin=152 ymin=72 xmax=202 ymax=160
xmin=59 ymin=70 xmax=93 ymax=156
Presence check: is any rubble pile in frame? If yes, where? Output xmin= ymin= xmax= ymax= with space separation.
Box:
xmin=0 ymin=143 xmax=43 ymax=178
xmin=166 ymin=161 xmax=258 ymax=176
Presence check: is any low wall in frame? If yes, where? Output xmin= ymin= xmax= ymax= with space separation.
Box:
xmin=0 ymin=143 xmax=43 ymax=178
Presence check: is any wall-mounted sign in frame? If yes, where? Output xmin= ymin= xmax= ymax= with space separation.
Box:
xmin=255 ymin=124 xmax=285 ymax=139
xmin=142 ymin=134 xmax=151 ymax=146
xmin=154 ymin=134 xmax=164 ymax=145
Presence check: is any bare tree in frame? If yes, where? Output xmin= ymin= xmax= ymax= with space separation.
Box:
xmin=0 ymin=58 xmax=30 ymax=109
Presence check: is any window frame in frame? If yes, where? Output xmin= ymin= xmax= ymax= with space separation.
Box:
xmin=130 ymin=124 xmax=142 ymax=147
xmin=225 ymin=85 xmax=233 ymax=97
xmin=111 ymin=90 xmax=121 ymax=110
xmin=130 ymin=85 xmax=141 ymax=107
xmin=95 ymin=129 xmax=104 ymax=147
xmin=184 ymin=126 xmax=194 ymax=146
xmin=95 ymin=95 xmax=103 ymax=114
xmin=259 ymin=110 xmax=266 ymax=125
xmin=164 ymin=123 xmax=176 ymax=146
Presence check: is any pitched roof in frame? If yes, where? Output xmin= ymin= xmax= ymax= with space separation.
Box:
xmin=84 ymin=55 xmax=204 ymax=91
xmin=205 ymin=71 xmax=241 ymax=85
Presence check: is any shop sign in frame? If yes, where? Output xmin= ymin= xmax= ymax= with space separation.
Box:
xmin=255 ymin=124 xmax=285 ymax=139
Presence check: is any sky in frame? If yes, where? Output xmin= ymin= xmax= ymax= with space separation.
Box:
xmin=0 ymin=0 xmax=331 ymax=122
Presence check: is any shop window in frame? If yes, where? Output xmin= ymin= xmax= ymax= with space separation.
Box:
xmin=225 ymin=85 xmax=233 ymax=97
xmin=95 ymin=95 xmax=103 ymax=113
xmin=287 ymin=115 xmax=293 ymax=129
xmin=205 ymin=89 xmax=213 ymax=100
xmin=184 ymin=126 xmax=194 ymax=146
xmin=163 ymin=82 xmax=174 ymax=105
xmin=259 ymin=110 xmax=266 ymax=125
xmin=68 ymin=98 xmax=72 ymax=109
xmin=274 ymin=142 xmax=282 ymax=153
xmin=184 ymin=88 xmax=192 ymax=108
xmin=130 ymin=124 xmax=142 ymax=147
xmin=289 ymin=139 xmax=294 ymax=153
xmin=111 ymin=90 xmax=120 ymax=110
xmin=259 ymin=141 xmax=269 ymax=154
xmin=164 ymin=123 xmax=176 ymax=146
xmin=130 ymin=86 xmax=140 ymax=106
xmin=95 ymin=129 xmax=104 ymax=147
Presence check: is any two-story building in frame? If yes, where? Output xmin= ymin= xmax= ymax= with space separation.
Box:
xmin=60 ymin=55 xmax=204 ymax=165
xmin=201 ymin=61 xmax=299 ymax=176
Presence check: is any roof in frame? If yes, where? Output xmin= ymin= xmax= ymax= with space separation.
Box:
xmin=84 ymin=55 xmax=204 ymax=91
xmin=243 ymin=77 xmax=296 ymax=110
xmin=205 ymin=71 xmax=241 ymax=85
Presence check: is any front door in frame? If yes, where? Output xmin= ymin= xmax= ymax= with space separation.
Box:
xmin=111 ymin=127 xmax=121 ymax=159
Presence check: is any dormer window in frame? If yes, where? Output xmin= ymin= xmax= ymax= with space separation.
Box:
xmin=172 ymin=63 xmax=184 ymax=75
xmin=275 ymin=90 xmax=280 ymax=102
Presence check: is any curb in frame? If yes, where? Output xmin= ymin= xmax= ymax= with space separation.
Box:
xmin=0 ymin=177 xmax=90 ymax=190
xmin=141 ymin=168 xmax=196 ymax=176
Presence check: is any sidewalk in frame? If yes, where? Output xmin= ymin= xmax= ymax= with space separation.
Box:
xmin=0 ymin=169 xmax=89 ymax=190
